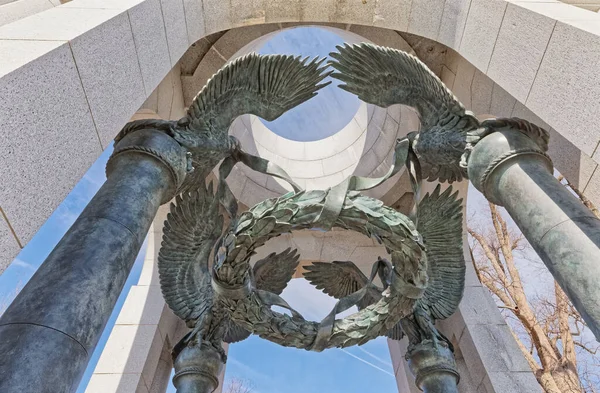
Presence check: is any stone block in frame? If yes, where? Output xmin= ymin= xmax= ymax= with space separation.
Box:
xmin=471 ymin=70 xmax=493 ymax=115
xmin=129 ymin=0 xmax=171 ymax=95
xmin=321 ymin=149 xmax=354 ymax=176
xmin=582 ymin=164 xmax=600 ymax=209
xmin=408 ymin=0 xmax=445 ymax=41
xmin=401 ymin=105 xmax=421 ymax=132
xmin=349 ymin=25 xmax=412 ymax=53
xmin=0 ymin=212 xmax=21 ymax=274
xmin=480 ymin=371 xmax=541 ymax=393
xmin=115 ymin=285 xmax=166 ymax=326
xmin=160 ymin=0 xmax=189 ymax=64
xmin=250 ymin=234 xmax=295 ymax=262
xmin=354 ymin=148 xmax=380 ymax=177
xmin=515 ymin=1 xmax=600 ymax=23
xmin=511 ymin=101 xmax=549 ymax=130
xmin=489 ymin=83 xmax=516 ymax=118
xmin=182 ymin=47 xmax=224 ymax=105
xmin=349 ymin=245 xmax=389 ymax=266
xmin=549 ymin=128 xmax=597 ymax=191
xmin=354 ymin=104 xmax=369 ymax=131
xmin=213 ymin=24 xmax=279 ymax=59
xmin=281 ymin=158 xmax=323 ymax=179
xmin=452 ymin=57 xmax=476 ymax=108
xmin=240 ymin=178 xmax=278 ymax=207
xmin=273 ymin=136 xmax=306 ymax=161
xmin=373 ymin=0 xmax=411 ymax=30
xmin=230 ymin=0 xmax=265 ymax=28
xmin=373 ymin=118 xmax=397 ymax=161
xmin=225 ymin=165 xmax=248 ymax=200
xmin=182 ymin=0 xmax=205 ymax=43
xmin=441 ymin=66 xmax=456 ymax=90
xmin=266 ymin=0 xmax=301 ymax=23
xmin=0 ymin=6 xmax=124 ymax=40
xmin=364 ymin=123 xmax=383 ymax=154
xmin=337 ymin=0 xmax=377 ymax=25
xmin=0 ymin=42 xmax=101 ymax=244
xmin=527 ymin=21 xmax=600 ymax=157
xmin=240 ymin=164 xmax=269 ymax=187
xmin=487 ymin=4 xmax=555 ymax=103
xmin=266 ymin=175 xmax=291 ymax=194
xmin=304 ymin=172 xmax=345 ymax=191
xmin=457 ymin=286 xmax=506 ymax=326
xmin=459 ymin=323 xmax=532 ymax=387
xmin=0 ymin=37 xmax=61 ymax=77
xmin=0 ymin=0 xmax=53 ymax=27
xmin=69 ymin=12 xmax=146 ymax=147
xmin=438 ymin=0 xmax=472 ymax=50
xmin=179 ymin=37 xmax=212 ymax=75
xmin=291 ymin=232 xmax=324 ymax=260
xmin=141 ymin=326 xmax=167 ymax=389
xmin=169 ymin=64 xmax=186 ymax=120
xmin=459 ymin=0 xmax=507 ymax=71
xmin=320 ymin=236 xmax=356 ymax=262
xmin=387 ymin=104 xmax=402 ymax=124
xmin=60 ymin=0 xmax=145 ymax=9
xmin=85 ymin=373 xmax=147 ymax=393
xmin=347 ymin=131 xmax=367 ymax=161
xmin=95 ymin=324 xmax=164 ymax=375
xmin=298 ymin=0 xmax=336 ymax=23
xmin=445 ymin=48 xmax=461 ymax=74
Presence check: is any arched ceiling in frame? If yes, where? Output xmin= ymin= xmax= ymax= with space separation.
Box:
xmin=178 ymin=23 xmax=431 ymax=208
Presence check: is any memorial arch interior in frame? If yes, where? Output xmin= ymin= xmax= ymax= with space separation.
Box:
xmin=0 ymin=1 xmax=600 ymax=393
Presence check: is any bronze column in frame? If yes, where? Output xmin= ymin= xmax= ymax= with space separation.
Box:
xmin=468 ymin=129 xmax=600 ymax=340
xmin=407 ymin=342 xmax=460 ymax=393
xmin=0 ymin=129 xmax=187 ymax=393
xmin=173 ymin=343 xmax=225 ymax=393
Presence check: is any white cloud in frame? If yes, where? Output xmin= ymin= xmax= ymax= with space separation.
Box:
xmin=11 ymin=258 xmax=35 ymax=271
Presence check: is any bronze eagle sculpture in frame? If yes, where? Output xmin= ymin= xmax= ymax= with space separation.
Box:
xmin=158 ymin=182 xmax=300 ymax=360
xmin=304 ymin=185 xmax=465 ymax=350
xmin=116 ymin=52 xmax=331 ymax=195
xmin=329 ymin=43 xmax=550 ymax=184
xmin=329 ymin=43 xmax=482 ymax=183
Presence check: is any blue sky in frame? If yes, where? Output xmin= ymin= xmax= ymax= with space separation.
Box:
xmin=257 ymin=27 xmax=360 ymax=142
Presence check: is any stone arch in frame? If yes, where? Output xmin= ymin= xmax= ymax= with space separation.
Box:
xmin=2 ymin=0 xmax=599 ymax=270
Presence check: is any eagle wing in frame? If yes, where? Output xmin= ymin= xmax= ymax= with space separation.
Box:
xmin=329 ymin=43 xmax=477 ymax=132
xmin=178 ymin=53 xmax=331 ymax=193
xmin=254 ymin=248 xmax=301 ymax=295
xmin=329 ymin=43 xmax=479 ymax=183
xmin=417 ymin=185 xmax=465 ymax=320
xmin=303 ymin=261 xmax=382 ymax=310
xmin=158 ymin=183 xmax=223 ymax=322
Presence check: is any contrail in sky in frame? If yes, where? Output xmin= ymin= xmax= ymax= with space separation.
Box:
xmin=356 ymin=346 xmax=393 ymax=367
xmin=338 ymin=349 xmax=394 ymax=377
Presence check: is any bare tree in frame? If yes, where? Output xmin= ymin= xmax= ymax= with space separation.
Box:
xmin=468 ymin=202 xmax=599 ymax=393
xmin=224 ymin=378 xmax=253 ymax=393
xmin=556 ymin=175 xmax=600 ymax=219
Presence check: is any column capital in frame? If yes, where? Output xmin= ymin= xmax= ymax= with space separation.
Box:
xmin=468 ymin=130 xmax=552 ymax=205
xmin=107 ymin=128 xmax=189 ymax=204
xmin=407 ymin=342 xmax=459 ymax=392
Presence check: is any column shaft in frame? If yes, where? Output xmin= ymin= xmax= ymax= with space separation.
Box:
xmin=469 ymin=130 xmax=600 ymax=340
xmin=0 ymin=129 xmax=187 ymax=393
